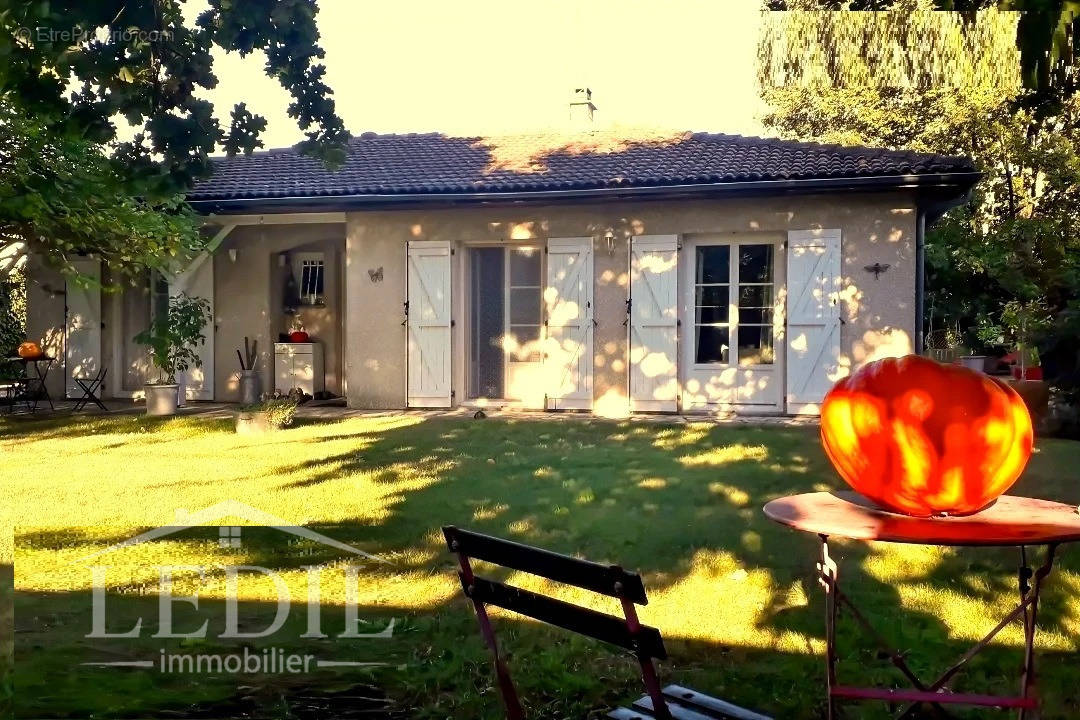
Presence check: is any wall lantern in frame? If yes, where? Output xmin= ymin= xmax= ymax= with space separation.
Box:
xmin=604 ymin=229 xmax=616 ymax=256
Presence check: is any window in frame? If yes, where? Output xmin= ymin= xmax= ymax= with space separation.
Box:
xmin=507 ymin=247 xmax=542 ymax=362
xmin=693 ymin=242 xmax=776 ymax=366
xmin=694 ymin=246 xmax=730 ymax=364
xmin=737 ymin=244 xmax=775 ymax=364
xmin=293 ymin=253 xmax=325 ymax=305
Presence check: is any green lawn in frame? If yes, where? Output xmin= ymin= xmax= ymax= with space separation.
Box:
xmin=1 ymin=413 xmax=1078 ymax=719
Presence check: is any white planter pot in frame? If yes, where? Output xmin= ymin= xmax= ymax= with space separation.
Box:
xmin=145 ymin=384 xmax=180 ymax=416
xmin=959 ymin=355 xmax=989 ymax=373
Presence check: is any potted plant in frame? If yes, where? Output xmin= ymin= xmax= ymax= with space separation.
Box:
xmin=235 ymin=395 xmax=299 ymax=435
xmin=979 ymin=299 xmax=1052 ymax=425
xmin=134 ymin=292 xmax=212 ymax=416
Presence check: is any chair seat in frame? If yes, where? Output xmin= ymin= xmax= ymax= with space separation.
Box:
xmin=609 ymin=685 xmax=772 ymax=720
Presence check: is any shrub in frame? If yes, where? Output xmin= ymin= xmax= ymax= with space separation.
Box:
xmin=239 ymin=397 xmax=299 ymax=428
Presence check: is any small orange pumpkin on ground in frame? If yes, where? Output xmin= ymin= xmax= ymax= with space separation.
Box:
xmin=820 ymin=354 xmax=1033 ymax=517
xmin=17 ymin=341 xmax=43 ymax=359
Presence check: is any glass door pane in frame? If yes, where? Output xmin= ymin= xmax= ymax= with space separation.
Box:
xmin=736 ymin=244 xmax=775 ymax=365
xmin=693 ymin=245 xmax=730 ymax=364
xmin=507 ymin=247 xmax=542 ymax=362
xmin=469 ymin=247 xmax=505 ymax=398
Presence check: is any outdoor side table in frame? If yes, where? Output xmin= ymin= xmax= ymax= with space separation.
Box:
xmin=3 ymin=355 xmax=55 ymax=412
xmin=763 ymin=491 xmax=1080 ymax=720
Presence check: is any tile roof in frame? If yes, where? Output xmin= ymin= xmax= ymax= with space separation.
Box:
xmin=188 ymin=128 xmax=978 ymax=203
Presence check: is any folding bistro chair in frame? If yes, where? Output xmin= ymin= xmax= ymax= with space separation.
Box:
xmin=0 ymin=379 xmax=24 ymax=413
xmin=72 ymin=367 xmax=108 ymax=411
xmin=443 ymin=526 xmax=772 ymax=720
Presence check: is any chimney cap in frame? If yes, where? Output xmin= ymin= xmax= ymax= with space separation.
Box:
xmin=569 ymin=87 xmax=597 ymax=125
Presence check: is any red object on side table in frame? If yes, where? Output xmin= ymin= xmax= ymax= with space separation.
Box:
xmin=289 ymin=331 xmax=309 ymax=343
xmin=764 ymin=491 xmax=1080 ymax=719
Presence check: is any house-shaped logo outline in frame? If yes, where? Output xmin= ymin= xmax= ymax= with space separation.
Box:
xmin=74 ymin=499 xmax=390 ymax=564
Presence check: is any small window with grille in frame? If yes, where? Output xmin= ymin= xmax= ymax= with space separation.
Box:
xmin=293 ymin=253 xmax=326 ymax=305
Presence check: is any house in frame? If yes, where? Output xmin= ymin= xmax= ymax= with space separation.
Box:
xmin=25 ymin=126 xmax=978 ymax=416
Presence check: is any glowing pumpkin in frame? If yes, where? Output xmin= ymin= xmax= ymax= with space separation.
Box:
xmin=820 ymin=355 xmax=1033 ymax=517
xmin=17 ymin=341 xmax=43 ymax=359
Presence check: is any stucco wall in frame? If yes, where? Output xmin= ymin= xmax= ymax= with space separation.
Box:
xmin=342 ymin=191 xmax=917 ymax=411
xmin=344 ymin=215 xmax=408 ymax=409
xmin=214 ymin=223 xmax=345 ymax=401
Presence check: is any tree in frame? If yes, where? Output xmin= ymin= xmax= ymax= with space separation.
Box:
xmin=0 ymin=0 xmax=348 ymax=282
xmin=758 ymin=7 xmax=1080 ymax=391
xmin=764 ymin=1 xmax=1080 ymax=102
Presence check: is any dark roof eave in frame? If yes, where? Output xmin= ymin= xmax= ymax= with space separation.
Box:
xmin=188 ymin=171 xmax=983 ymax=215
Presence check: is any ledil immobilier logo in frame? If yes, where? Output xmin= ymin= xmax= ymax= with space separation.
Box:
xmin=68 ymin=500 xmax=396 ymax=675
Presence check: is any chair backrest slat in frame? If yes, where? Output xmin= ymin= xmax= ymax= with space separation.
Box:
xmin=443 ymin=526 xmax=648 ymax=604
xmin=464 ymin=576 xmax=667 ymax=660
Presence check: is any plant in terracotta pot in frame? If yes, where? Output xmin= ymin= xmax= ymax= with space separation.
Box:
xmin=979 ymin=299 xmax=1052 ymax=425
xmin=134 ymin=293 xmax=211 ymax=416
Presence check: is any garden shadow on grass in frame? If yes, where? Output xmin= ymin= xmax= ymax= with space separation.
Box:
xmin=12 ymin=581 xmax=1080 ymax=719
xmin=10 ymin=415 xmax=1080 ymax=718
xmin=247 ymin=417 xmax=1080 ymax=718
xmin=1 ymin=562 xmax=13 ymax=720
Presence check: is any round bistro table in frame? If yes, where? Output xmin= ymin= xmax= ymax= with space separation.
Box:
xmin=763 ymin=491 xmax=1080 ymax=720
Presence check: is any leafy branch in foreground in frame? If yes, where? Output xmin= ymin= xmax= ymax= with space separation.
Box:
xmin=0 ymin=0 xmax=350 ymax=282
xmin=0 ymin=101 xmax=202 ymax=284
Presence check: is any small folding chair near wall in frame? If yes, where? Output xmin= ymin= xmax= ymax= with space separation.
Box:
xmin=72 ymin=367 xmax=108 ymax=411
xmin=443 ymin=526 xmax=772 ymax=720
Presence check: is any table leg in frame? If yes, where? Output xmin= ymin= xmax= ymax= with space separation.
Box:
xmin=818 ymin=535 xmax=838 ymax=720
xmin=1019 ymin=544 xmax=1057 ymax=720
xmin=36 ymin=360 xmax=54 ymax=411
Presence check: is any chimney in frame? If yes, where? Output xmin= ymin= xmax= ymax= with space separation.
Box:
xmin=569 ymin=87 xmax=596 ymax=126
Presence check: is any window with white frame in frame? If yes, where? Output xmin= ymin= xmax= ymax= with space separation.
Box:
xmin=293 ymin=252 xmax=325 ymax=305
xmin=507 ymin=247 xmax=542 ymax=362
xmin=693 ymin=242 xmax=776 ymax=366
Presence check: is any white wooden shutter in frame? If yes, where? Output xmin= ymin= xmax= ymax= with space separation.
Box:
xmin=169 ymin=255 xmax=215 ymax=400
xmin=785 ymin=229 xmax=844 ymax=414
xmin=544 ymin=237 xmax=593 ymax=410
xmin=407 ymin=241 xmax=453 ymax=407
xmin=629 ymin=235 xmax=679 ymax=412
xmin=65 ymin=259 xmax=102 ymax=398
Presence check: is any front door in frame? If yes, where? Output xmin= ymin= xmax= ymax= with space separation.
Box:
xmin=466 ymin=244 xmax=545 ymax=408
xmin=681 ymin=236 xmax=784 ymax=413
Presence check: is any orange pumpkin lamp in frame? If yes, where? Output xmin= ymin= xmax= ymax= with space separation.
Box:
xmin=820 ymin=355 xmax=1033 ymax=517
xmin=17 ymin=341 xmax=43 ymax=359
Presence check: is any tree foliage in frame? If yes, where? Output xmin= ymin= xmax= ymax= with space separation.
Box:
xmin=0 ymin=99 xmax=202 ymax=283
xmin=758 ymin=7 xmax=1080 ymax=390
xmin=0 ymin=0 xmax=348 ymax=281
